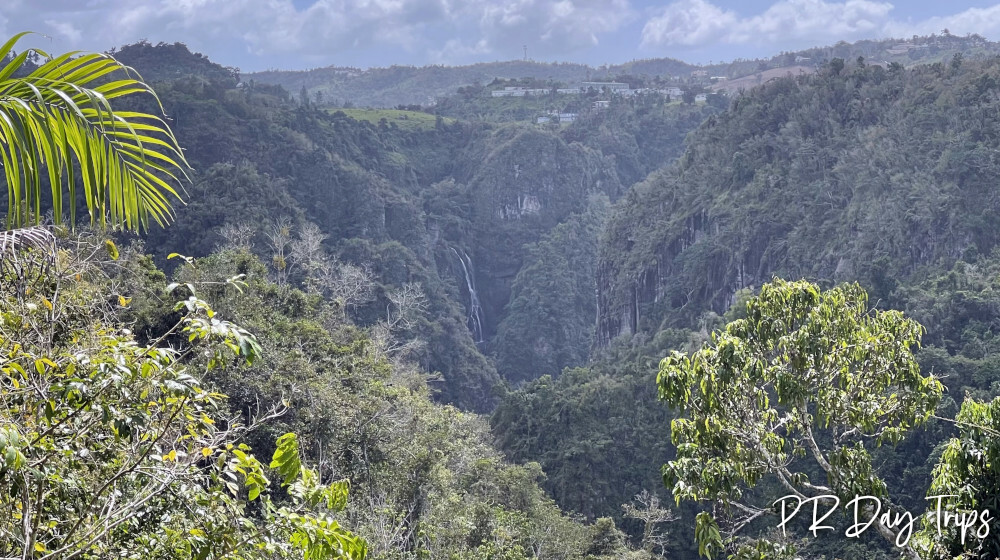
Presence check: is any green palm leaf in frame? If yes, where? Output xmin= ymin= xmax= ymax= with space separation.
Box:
xmin=0 ymin=32 xmax=189 ymax=232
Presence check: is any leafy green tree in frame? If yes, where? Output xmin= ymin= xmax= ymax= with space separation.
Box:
xmin=583 ymin=517 xmax=628 ymax=559
xmin=658 ymin=279 xmax=943 ymax=558
xmin=0 ymin=32 xmax=187 ymax=231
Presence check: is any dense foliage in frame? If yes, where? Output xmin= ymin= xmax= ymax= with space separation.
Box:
xmin=0 ymin=234 xmax=368 ymax=559
xmin=155 ymin=246 xmax=630 ymax=560
xmin=597 ymin=55 xmax=1000 ymax=340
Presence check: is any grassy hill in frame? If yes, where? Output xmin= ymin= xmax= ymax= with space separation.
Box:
xmin=330 ymin=108 xmax=455 ymax=131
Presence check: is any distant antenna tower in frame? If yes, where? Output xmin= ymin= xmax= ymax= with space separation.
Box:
xmin=523 ymin=45 xmax=527 ymax=61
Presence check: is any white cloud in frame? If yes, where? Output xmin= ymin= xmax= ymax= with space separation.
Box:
xmin=641 ymin=0 xmax=895 ymax=48
xmin=640 ymin=0 xmax=739 ymax=47
xmin=485 ymin=0 xmax=632 ymax=47
xmin=12 ymin=0 xmax=1000 ymax=70
xmin=884 ymin=5 xmax=1000 ymax=39
xmin=429 ymin=37 xmax=492 ymax=64
xmin=428 ymin=0 xmax=633 ymax=62
xmin=44 ymin=20 xmax=82 ymax=43
xmin=1 ymin=0 xmax=633 ymax=68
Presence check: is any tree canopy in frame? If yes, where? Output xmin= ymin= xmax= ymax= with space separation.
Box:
xmin=658 ymin=279 xmax=943 ymax=558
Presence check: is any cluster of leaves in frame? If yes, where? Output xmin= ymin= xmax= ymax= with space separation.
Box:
xmin=0 ymin=33 xmax=188 ymax=232
xmin=912 ymin=397 xmax=1000 ymax=559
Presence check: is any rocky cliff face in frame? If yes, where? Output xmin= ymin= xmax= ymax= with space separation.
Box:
xmin=596 ymin=203 xmax=735 ymax=345
xmin=464 ymin=127 xmax=621 ymax=340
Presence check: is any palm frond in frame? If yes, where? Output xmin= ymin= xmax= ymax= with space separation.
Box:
xmin=0 ymin=32 xmax=190 ymax=232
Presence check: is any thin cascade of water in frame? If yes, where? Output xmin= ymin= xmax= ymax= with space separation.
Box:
xmin=451 ymin=247 xmax=484 ymax=343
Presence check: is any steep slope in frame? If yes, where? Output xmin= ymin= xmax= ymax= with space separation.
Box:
xmin=598 ymin=56 xmax=1000 ymax=343
xmin=108 ymin=42 xmax=726 ymax=389
xmin=111 ymin=43 xmax=504 ymax=410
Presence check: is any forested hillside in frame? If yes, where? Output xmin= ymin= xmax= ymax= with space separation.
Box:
xmin=249 ymin=59 xmax=695 ymax=108
xmin=0 ymin=37 xmax=652 ymax=559
xmin=597 ymin=54 xmax=1000 ymax=341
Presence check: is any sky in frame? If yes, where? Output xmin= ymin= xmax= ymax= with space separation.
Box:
xmin=6 ymin=1 xmax=1000 ymax=72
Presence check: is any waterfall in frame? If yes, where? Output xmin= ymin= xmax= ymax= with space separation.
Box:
xmin=451 ymin=247 xmax=484 ymax=343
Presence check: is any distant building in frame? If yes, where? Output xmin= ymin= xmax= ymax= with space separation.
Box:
xmin=664 ymin=87 xmax=683 ymax=97
xmin=694 ymin=93 xmax=707 ymax=102
xmin=556 ymin=88 xmax=582 ymax=95
xmin=691 ymin=70 xmax=708 ymax=78
xmin=493 ymin=86 xmax=556 ymax=97
xmin=536 ymin=112 xmax=577 ymax=123
xmin=581 ymin=81 xmax=630 ymax=92
xmin=491 ymin=89 xmax=527 ymax=97
xmin=592 ymin=100 xmax=610 ymax=109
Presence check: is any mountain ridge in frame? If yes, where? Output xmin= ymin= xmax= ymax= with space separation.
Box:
xmin=249 ymin=33 xmax=1000 ymax=107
